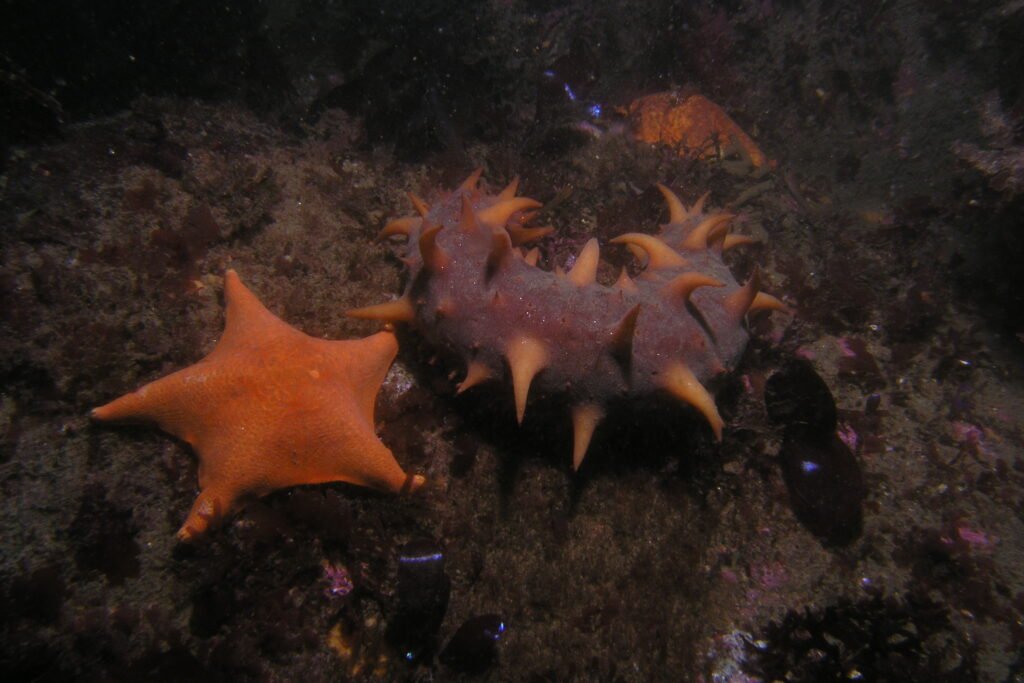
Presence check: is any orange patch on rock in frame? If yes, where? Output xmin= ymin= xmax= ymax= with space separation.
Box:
xmin=625 ymin=92 xmax=768 ymax=168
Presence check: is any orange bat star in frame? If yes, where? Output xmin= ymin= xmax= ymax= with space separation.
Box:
xmin=92 ymin=269 xmax=424 ymax=541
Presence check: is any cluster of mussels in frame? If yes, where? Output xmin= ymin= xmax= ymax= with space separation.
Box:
xmin=388 ymin=538 xmax=505 ymax=674
xmin=350 ymin=171 xmax=786 ymax=466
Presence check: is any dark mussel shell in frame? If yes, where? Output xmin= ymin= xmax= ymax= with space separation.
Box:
xmin=387 ymin=538 xmax=451 ymax=663
xmin=439 ymin=614 xmax=506 ymax=675
xmin=780 ymin=426 xmax=865 ymax=546
xmin=765 ymin=359 xmax=838 ymax=433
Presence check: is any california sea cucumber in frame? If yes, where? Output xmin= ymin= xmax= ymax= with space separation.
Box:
xmin=350 ymin=171 xmax=785 ymax=469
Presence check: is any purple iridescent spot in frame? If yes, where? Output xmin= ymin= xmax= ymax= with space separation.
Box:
xmin=322 ymin=561 xmax=354 ymax=598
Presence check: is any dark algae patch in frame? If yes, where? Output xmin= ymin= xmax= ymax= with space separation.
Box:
xmin=747 ymin=594 xmax=978 ymax=682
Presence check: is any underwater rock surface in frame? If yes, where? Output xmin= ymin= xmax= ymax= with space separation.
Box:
xmin=2 ymin=1 xmax=1024 ymax=680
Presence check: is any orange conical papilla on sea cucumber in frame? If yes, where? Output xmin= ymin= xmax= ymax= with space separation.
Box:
xmin=349 ymin=173 xmax=786 ymax=469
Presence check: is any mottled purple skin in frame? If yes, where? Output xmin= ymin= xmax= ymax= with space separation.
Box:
xmin=400 ymin=186 xmax=749 ymax=412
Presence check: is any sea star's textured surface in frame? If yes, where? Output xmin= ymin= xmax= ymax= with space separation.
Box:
xmin=92 ymin=270 xmax=424 ymax=540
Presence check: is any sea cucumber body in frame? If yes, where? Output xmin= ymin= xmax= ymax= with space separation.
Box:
xmin=352 ymin=175 xmax=775 ymax=465
xmin=408 ymin=222 xmax=747 ymax=403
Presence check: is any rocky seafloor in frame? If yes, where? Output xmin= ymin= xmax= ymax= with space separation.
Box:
xmin=2 ymin=1 xmax=1024 ymax=681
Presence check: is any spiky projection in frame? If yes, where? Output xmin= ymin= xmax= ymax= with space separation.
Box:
xmin=350 ymin=173 xmax=785 ymax=469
